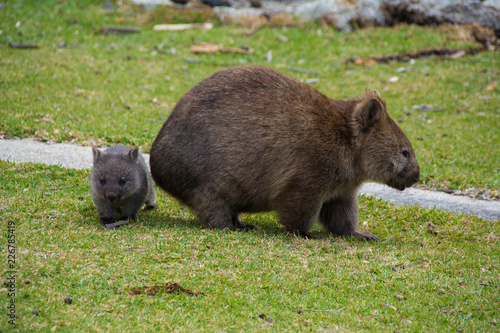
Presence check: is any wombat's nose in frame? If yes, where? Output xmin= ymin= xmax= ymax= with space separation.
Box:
xmin=410 ymin=167 xmax=420 ymax=185
xmin=107 ymin=193 xmax=118 ymax=203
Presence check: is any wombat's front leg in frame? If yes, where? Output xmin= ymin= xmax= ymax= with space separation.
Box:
xmin=319 ymin=193 xmax=379 ymax=241
xmin=93 ymin=197 xmax=115 ymax=224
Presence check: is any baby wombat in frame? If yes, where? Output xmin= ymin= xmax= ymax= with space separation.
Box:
xmin=90 ymin=145 xmax=157 ymax=224
xmin=150 ymin=66 xmax=420 ymax=240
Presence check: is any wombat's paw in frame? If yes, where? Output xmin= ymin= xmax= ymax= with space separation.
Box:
xmin=236 ymin=223 xmax=255 ymax=232
xmin=233 ymin=218 xmax=255 ymax=231
xmin=144 ymin=203 xmax=157 ymax=210
xmin=119 ymin=215 xmax=137 ymax=221
xmin=351 ymin=230 xmax=379 ymax=242
xmin=285 ymin=229 xmax=316 ymax=239
xmin=99 ymin=217 xmax=115 ymax=225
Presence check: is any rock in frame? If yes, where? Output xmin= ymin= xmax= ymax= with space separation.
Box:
xmin=127 ymin=0 xmax=498 ymax=34
xmin=200 ymin=0 xmax=231 ymax=7
xmin=294 ymin=0 xmax=385 ymax=31
xmin=230 ymin=0 xmax=500 ymax=34
xmin=383 ymin=0 xmax=500 ymax=33
xmin=249 ymin=0 xmax=262 ymax=8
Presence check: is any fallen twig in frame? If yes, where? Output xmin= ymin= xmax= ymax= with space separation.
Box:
xmin=191 ymin=42 xmax=254 ymax=54
xmin=8 ymin=43 xmax=39 ymax=49
xmin=102 ymin=220 xmax=130 ymax=230
xmin=99 ymin=26 xmax=141 ymax=35
xmin=346 ymin=46 xmax=485 ymax=65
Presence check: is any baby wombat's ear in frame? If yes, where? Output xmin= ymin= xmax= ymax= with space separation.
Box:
xmin=128 ymin=147 xmax=139 ymax=162
xmin=92 ymin=146 xmax=101 ymax=163
xmin=359 ymin=98 xmax=383 ymax=131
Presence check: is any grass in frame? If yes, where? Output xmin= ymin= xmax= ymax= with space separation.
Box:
xmin=1 ymin=160 xmax=499 ymax=331
xmin=0 ymin=1 xmax=499 ymax=331
xmin=1 ymin=0 xmax=499 ymax=191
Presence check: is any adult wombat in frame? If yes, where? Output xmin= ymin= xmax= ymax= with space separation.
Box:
xmin=90 ymin=145 xmax=157 ymax=224
xmin=150 ymin=66 xmax=420 ymax=240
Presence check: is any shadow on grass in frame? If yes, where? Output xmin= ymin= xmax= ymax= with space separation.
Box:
xmin=78 ymin=200 xmax=360 ymax=242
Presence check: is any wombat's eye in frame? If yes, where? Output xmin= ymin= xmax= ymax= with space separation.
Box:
xmin=119 ymin=178 xmax=127 ymax=186
xmin=402 ymin=150 xmax=410 ymax=158
xmin=99 ymin=178 xmax=106 ymax=186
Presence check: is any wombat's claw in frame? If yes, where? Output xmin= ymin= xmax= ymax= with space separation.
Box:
xmin=286 ymin=230 xmax=315 ymax=239
xmin=237 ymin=224 xmax=255 ymax=231
xmin=351 ymin=230 xmax=379 ymax=242
xmin=233 ymin=219 xmax=255 ymax=231
xmin=233 ymin=217 xmax=255 ymax=231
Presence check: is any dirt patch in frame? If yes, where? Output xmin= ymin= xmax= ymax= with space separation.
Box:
xmin=129 ymin=282 xmax=205 ymax=296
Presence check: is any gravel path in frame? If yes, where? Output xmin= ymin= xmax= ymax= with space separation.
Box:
xmin=1 ymin=138 xmax=499 ymax=221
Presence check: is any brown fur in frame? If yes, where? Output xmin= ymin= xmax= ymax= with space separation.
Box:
xmin=150 ymin=66 xmax=420 ymax=240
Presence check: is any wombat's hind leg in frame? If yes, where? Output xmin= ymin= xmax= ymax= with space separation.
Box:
xmin=191 ymin=187 xmax=235 ymax=230
xmin=275 ymin=194 xmax=321 ymax=239
xmin=319 ymin=194 xmax=379 ymax=242
xmin=232 ymin=216 xmax=255 ymax=231
xmin=144 ymin=183 xmax=157 ymax=210
xmin=285 ymin=229 xmax=316 ymax=239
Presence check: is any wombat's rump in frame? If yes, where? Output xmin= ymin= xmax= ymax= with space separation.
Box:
xmin=90 ymin=145 xmax=157 ymax=224
xmin=150 ymin=66 xmax=420 ymax=240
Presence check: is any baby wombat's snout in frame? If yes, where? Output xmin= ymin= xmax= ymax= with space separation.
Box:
xmin=105 ymin=192 xmax=119 ymax=204
xmin=90 ymin=145 xmax=157 ymax=225
xmin=150 ymin=66 xmax=420 ymax=240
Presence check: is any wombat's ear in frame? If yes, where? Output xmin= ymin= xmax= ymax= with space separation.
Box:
xmin=92 ymin=146 xmax=101 ymax=162
xmin=361 ymin=98 xmax=383 ymax=129
xmin=128 ymin=148 xmax=139 ymax=162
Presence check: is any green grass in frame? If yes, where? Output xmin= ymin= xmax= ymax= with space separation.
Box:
xmin=1 ymin=160 xmax=499 ymax=332
xmin=0 ymin=1 xmax=499 ymax=331
xmin=1 ymin=0 xmax=499 ymax=191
